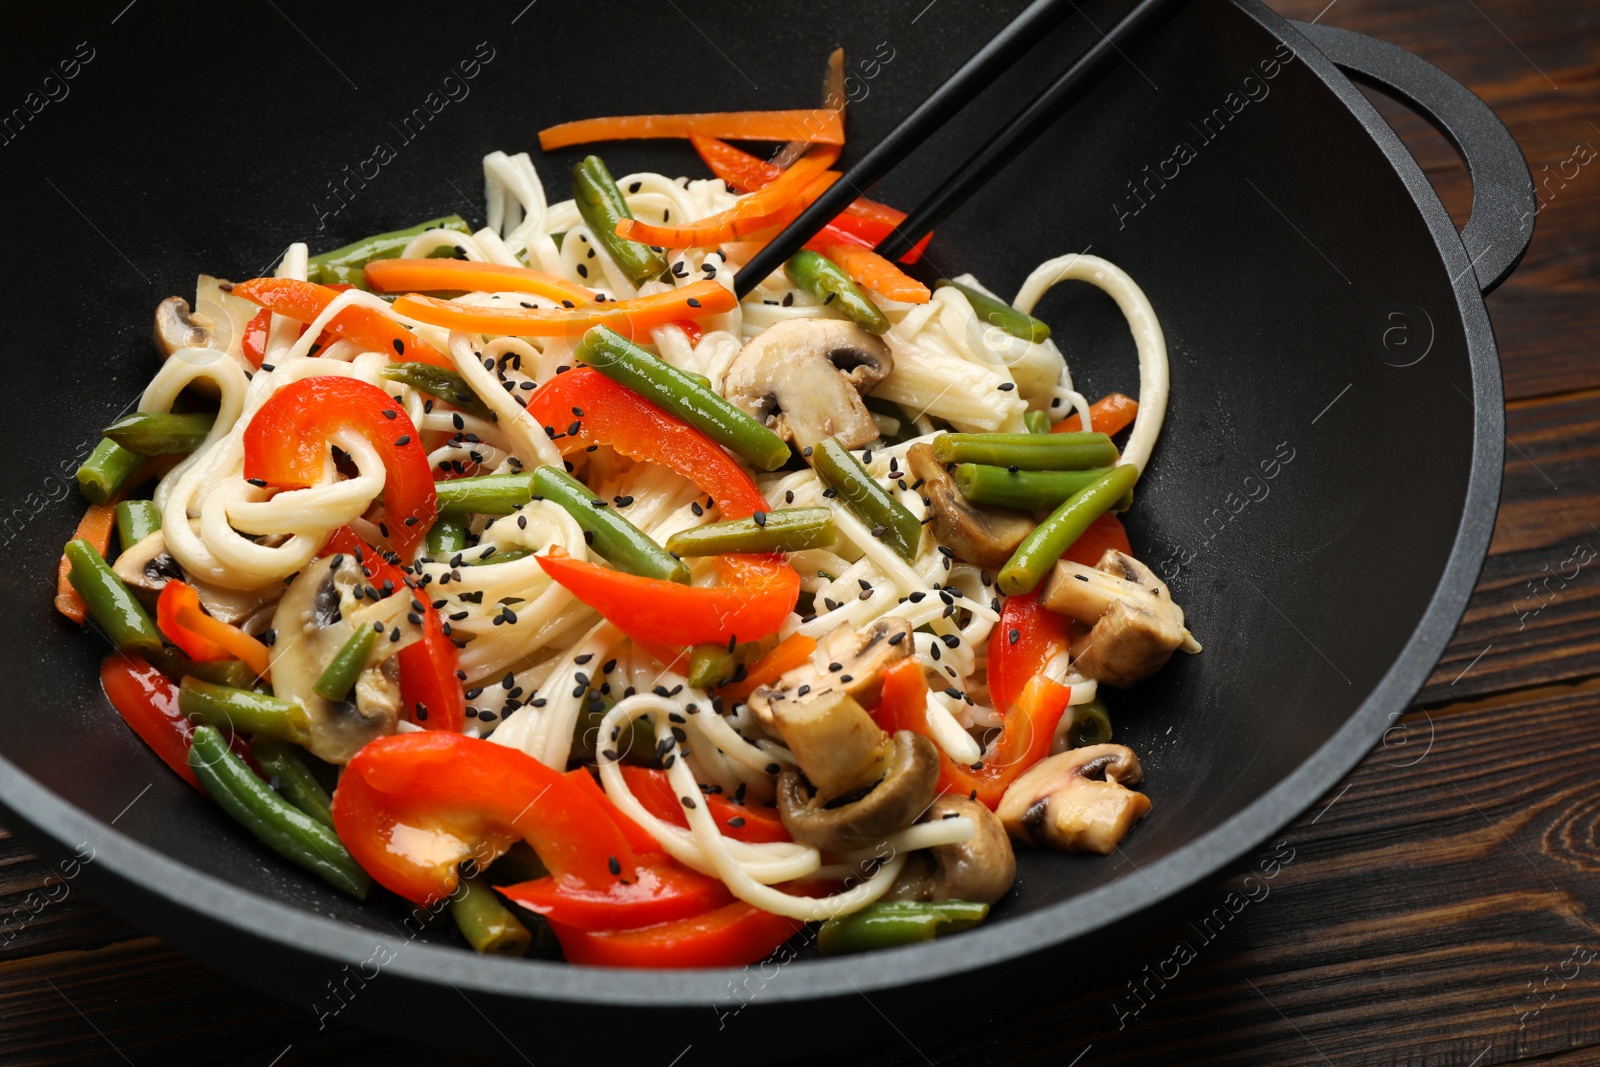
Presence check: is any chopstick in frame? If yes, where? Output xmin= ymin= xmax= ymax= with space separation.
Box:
xmin=732 ymin=0 xmax=1078 ymax=297
xmin=732 ymin=0 xmax=1190 ymax=296
xmin=877 ymin=0 xmax=1193 ymax=261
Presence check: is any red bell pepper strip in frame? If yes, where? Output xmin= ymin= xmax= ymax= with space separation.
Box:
xmin=320 ymin=527 xmax=464 ymax=733
xmin=155 ymin=581 xmax=272 ymax=678
xmin=619 ymin=765 xmax=790 ymax=844
xmin=335 ymin=732 xmax=721 ymax=928
xmin=525 ymin=367 xmax=769 ymax=520
xmin=537 ymin=550 xmax=799 ymax=647
xmin=335 ymin=733 xmax=623 ymax=896
xmin=874 ymin=659 xmax=1069 ymax=810
xmin=243 ymin=376 xmax=436 ymax=559
xmin=241 ymin=307 xmax=272 ymax=369
xmin=987 ymin=591 xmax=1072 ymax=719
xmin=616 ymin=146 xmax=841 ymax=248
xmin=548 ymin=901 xmax=803 ymax=969
xmin=100 ymin=654 xmax=204 ymax=791
xmin=664 ymin=319 xmax=703 ymax=345
xmin=1063 ymin=512 xmax=1133 ymax=567
xmin=55 ymin=504 xmax=116 ymax=625
xmin=232 ymin=277 xmax=452 ymax=368
xmin=564 ymin=768 xmax=662 ymax=856
xmin=689 ymin=134 xmax=933 ymax=263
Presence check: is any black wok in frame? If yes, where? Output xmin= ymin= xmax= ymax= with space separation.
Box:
xmin=0 ymin=0 xmax=1529 ymax=1060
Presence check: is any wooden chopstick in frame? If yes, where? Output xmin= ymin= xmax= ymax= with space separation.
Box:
xmin=732 ymin=0 xmax=1077 ymax=297
xmin=877 ymin=0 xmax=1193 ymax=261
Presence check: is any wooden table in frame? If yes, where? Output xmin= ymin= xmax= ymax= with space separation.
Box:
xmin=4 ymin=1 xmax=1595 ymax=1063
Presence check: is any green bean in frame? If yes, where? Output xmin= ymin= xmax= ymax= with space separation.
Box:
xmin=573 ymin=156 xmax=666 ymax=287
xmin=102 ymin=412 xmax=214 ymax=456
xmin=1025 ymin=410 xmax=1052 ymax=435
xmin=76 ymin=438 xmax=143 ymax=505
xmin=435 ymin=473 xmax=537 ymax=516
xmin=62 ymin=539 xmax=162 ymax=655
xmin=1068 ymin=699 xmax=1114 ymax=748
xmin=450 ymin=874 xmax=533 ymax=956
xmin=665 ymin=508 xmax=835 ymax=557
xmin=466 ymin=547 xmax=532 ymax=566
xmin=785 ymin=250 xmax=889 ymax=335
xmin=187 ymin=725 xmax=370 ymax=898
xmin=817 ymin=900 xmax=988 ymax=956
xmin=810 ymin=438 xmax=921 ymax=560
xmin=997 ymin=464 xmax=1140 ymax=595
xmin=307 ymin=215 xmax=472 ymax=289
xmin=312 ymin=626 xmax=375 ymax=703
xmin=178 ymin=677 xmax=311 ymax=745
xmin=425 ymin=516 xmax=470 ymax=556
xmin=379 ymin=363 xmax=491 ymax=421
xmin=114 ymin=499 xmax=162 ymax=549
xmin=935 ymin=280 xmax=1050 ymax=343
xmin=251 ymin=737 xmax=335 ymax=828
xmin=532 ymin=465 xmax=688 ymax=583
xmin=575 ymin=327 xmax=791 ymax=471
xmin=184 ymin=658 xmax=259 ymax=691
xmin=931 ymin=432 xmax=1118 ymax=470
xmin=688 ymin=643 xmax=739 ymax=690
xmin=954 ymin=464 xmax=1113 ymax=511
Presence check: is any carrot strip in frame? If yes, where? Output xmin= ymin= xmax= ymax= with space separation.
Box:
xmin=232 ymin=278 xmax=452 ymax=369
xmin=716 ymin=633 xmax=818 ymax=705
xmin=55 ymin=504 xmax=117 ymax=624
xmin=1054 ymin=393 xmax=1140 ymax=436
xmin=815 ymin=241 xmax=930 ymax=304
xmin=393 ymin=279 xmax=736 ymax=340
xmin=689 ymin=135 xmax=933 ymax=263
xmin=617 ymin=145 xmax=839 ymax=248
xmin=539 ymin=109 xmax=845 ymax=151
xmin=364 ymin=259 xmax=596 ymax=304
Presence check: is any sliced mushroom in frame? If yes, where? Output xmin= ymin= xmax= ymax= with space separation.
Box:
xmin=777 ymin=729 xmax=939 ymax=852
xmin=722 ymin=318 xmax=892 ymax=450
xmin=906 ymin=442 xmax=1033 ymax=569
xmin=113 ymin=528 xmax=281 ymax=625
xmin=997 ymin=744 xmax=1151 ymax=854
xmin=746 ymin=617 xmax=913 ymax=728
xmin=886 ymin=794 xmax=1016 ymax=904
xmin=268 ymin=554 xmax=420 ymax=763
xmin=154 ymin=276 xmax=257 ymax=383
xmin=1039 ymin=549 xmax=1198 ymax=687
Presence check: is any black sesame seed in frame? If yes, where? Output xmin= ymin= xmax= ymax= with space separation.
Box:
xmin=392 ymin=339 xmax=405 ymax=356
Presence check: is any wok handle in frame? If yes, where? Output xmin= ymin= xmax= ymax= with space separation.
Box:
xmin=1292 ymin=20 xmax=1535 ymax=294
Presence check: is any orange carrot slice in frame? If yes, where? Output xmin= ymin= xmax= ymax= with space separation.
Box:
xmin=233 ymin=278 xmax=452 ymax=369
xmin=365 ymin=259 xmax=596 ymax=305
xmin=56 ymin=504 xmax=118 ymax=624
xmin=716 ymin=633 xmax=818 ymax=705
xmin=1054 ymin=393 xmax=1139 ymax=436
xmin=815 ymin=242 xmax=930 ymax=304
xmin=616 ymin=146 xmax=841 ymax=249
xmin=393 ymin=279 xmax=736 ymax=340
xmin=539 ymin=108 xmax=845 ymax=151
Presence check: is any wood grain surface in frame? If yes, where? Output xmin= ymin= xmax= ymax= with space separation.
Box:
xmin=4 ymin=0 xmax=1597 ymax=1063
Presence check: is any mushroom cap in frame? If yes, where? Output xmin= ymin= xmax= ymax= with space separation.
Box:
xmin=722 ymin=318 xmax=892 ymax=451
xmin=268 ymin=555 xmax=416 ymax=763
xmin=888 ymin=793 xmax=1016 ymax=904
xmin=154 ymin=296 xmax=213 ymax=359
xmin=906 ymin=442 xmax=1033 ymax=569
xmin=747 ymin=617 xmax=913 ymax=727
xmin=766 ymin=689 xmax=894 ymax=805
xmin=997 ymin=744 xmax=1151 ymax=854
xmin=112 ymin=528 xmax=281 ymax=625
xmin=1040 ymin=549 xmax=1191 ymax=688
xmin=776 ymin=729 xmax=940 ymax=852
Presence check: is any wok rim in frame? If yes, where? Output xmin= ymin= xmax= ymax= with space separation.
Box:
xmin=0 ymin=0 xmax=1506 ymax=1009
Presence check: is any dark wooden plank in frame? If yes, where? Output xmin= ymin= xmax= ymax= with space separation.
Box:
xmin=1418 ymin=387 xmax=1600 ymax=702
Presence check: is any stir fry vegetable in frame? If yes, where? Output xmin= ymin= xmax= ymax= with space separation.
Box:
xmin=664 ymin=507 xmax=835 ymax=556
xmin=573 ymin=155 xmax=667 ymax=286
xmin=539 ymin=108 xmax=846 ymax=150
xmin=817 ymin=900 xmax=989 ymax=956
xmin=76 ymin=438 xmax=144 ymax=505
xmin=179 ymin=678 xmax=311 ymax=746
xmin=935 ymin=280 xmax=1051 ymax=343
xmin=56 ymin=505 xmax=117 ymax=625
xmin=810 ymin=438 xmax=921 ymax=560
xmin=307 ymin=215 xmax=471 ymax=288
xmin=532 ymin=464 xmax=690 ymax=584
xmin=102 ymin=412 xmax=214 ymax=456
xmin=114 ymin=499 xmax=162 ymax=548
xmin=997 ymin=464 xmax=1141 ymax=595
xmin=63 ymin=538 xmax=162 ymax=655
xmin=784 ymin=250 xmax=890 ymax=334
xmin=931 ymin=432 xmax=1118 ymax=470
